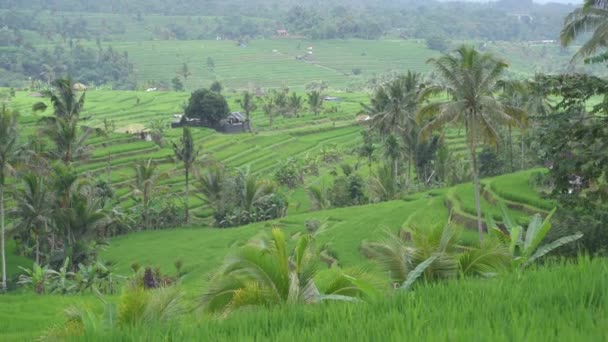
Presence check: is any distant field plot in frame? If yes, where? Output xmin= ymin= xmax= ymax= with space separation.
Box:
xmin=107 ymin=39 xmax=438 ymax=89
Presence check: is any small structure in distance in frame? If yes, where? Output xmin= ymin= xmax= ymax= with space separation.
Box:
xmin=172 ymin=112 xmax=250 ymax=134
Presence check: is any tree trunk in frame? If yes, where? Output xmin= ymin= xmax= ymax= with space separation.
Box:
xmin=521 ymin=135 xmax=525 ymax=170
xmin=471 ymin=143 xmax=484 ymax=244
xmin=35 ymin=236 xmax=40 ymax=265
xmin=508 ymin=126 xmax=514 ymax=172
xmin=1 ymin=187 xmax=6 ymax=292
xmin=185 ymin=167 xmax=189 ymax=223
xmin=393 ymin=158 xmax=398 ymax=185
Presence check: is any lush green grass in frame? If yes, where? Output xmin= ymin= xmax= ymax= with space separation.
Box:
xmin=0 ymin=294 xmax=104 ymax=342
xmin=3 ymin=257 xmax=605 ymax=341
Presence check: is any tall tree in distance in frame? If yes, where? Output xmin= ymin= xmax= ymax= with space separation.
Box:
xmin=172 ymin=127 xmax=200 ymax=223
xmin=180 ymin=62 xmax=192 ymax=80
xmin=288 ymin=92 xmax=303 ymax=117
xmin=307 ymin=90 xmax=324 ymax=116
xmin=132 ymin=159 xmax=168 ymax=228
xmin=33 ymin=77 xmax=93 ymax=165
xmin=418 ymin=46 xmax=523 ymax=243
xmin=0 ymin=105 xmax=17 ymax=292
xmin=14 ymin=173 xmax=52 ymax=264
xmin=561 ymin=0 xmax=608 ymax=60
xmin=262 ymin=93 xmax=276 ymax=128
xmin=237 ymin=91 xmax=257 ymax=132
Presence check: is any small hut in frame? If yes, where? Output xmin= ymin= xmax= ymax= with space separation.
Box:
xmin=72 ymin=82 xmax=88 ymax=91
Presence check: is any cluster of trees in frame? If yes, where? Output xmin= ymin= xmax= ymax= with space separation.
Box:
xmin=198 ymin=165 xmax=288 ymax=228
xmin=260 ymin=88 xmax=326 ymax=128
xmin=2 ymin=1 xmax=575 ymax=42
xmin=0 ymin=43 xmax=136 ymax=89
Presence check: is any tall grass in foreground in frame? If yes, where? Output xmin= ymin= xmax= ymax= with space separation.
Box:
xmin=65 ymin=257 xmax=607 ymax=341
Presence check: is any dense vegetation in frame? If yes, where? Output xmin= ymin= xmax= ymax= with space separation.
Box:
xmin=0 ymin=0 xmax=607 ymax=341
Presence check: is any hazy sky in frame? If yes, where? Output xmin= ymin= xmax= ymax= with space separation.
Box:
xmin=448 ymin=0 xmax=582 ymax=3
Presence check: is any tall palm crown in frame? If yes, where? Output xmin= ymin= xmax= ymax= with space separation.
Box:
xmin=172 ymin=127 xmax=200 ymax=222
xmin=561 ymin=0 xmax=608 ymax=60
xmin=365 ymin=71 xmax=424 ymax=136
xmin=418 ymin=46 xmax=522 ymax=242
xmin=35 ymin=77 xmax=92 ymax=164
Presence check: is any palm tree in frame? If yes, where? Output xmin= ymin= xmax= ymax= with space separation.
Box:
xmin=50 ymin=164 xmax=83 ymax=262
xmin=362 ymin=224 xmax=510 ymax=289
xmin=14 ymin=173 xmax=53 ymax=264
xmin=237 ymin=91 xmax=257 ymax=132
xmin=307 ymin=90 xmax=324 ymax=116
xmin=132 ymin=160 xmax=168 ymax=228
xmin=0 ymin=105 xmax=17 ymax=291
xmin=288 ymin=92 xmax=303 ymax=117
xmin=172 ymin=127 xmax=200 ymax=223
xmin=383 ymin=134 xmax=403 ymax=181
xmin=197 ymin=165 xmax=227 ymax=214
xmin=418 ymin=46 xmax=523 ymax=243
xmin=234 ymin=168 xmax=275 ymax=219
xmin=561 ymin=0 xmax=608 ymax=60
xmin=488 ymin=206 xmax=583 ymax=269
xmin=33 ymin=77 xmax=93 ymax=165
xmin=261 ymin=93 xmax=276 ymax=128
xmin=201 ymin=228 xmax=373 ymax=315
xmin=363 ymin=72 xmax=426 ymax=183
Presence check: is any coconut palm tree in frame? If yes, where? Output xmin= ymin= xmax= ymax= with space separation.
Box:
xmin=197 ymin=165 xmax=227 ymax=214
xmin=418 ymin=46 xmax=523 ymax=243
xmin=363 ymin=72 xmax=426 ymax=183
xmin=0 ymin=105 xmax=18 ymax=291
xmin=172 ymin=127 xmax=200 ymax=223
xmin=261 ymin=93 xmax=276 ymax=128
xmin=561 ymin=0 xmax=608 ymax=60
xmin=14 ymin=173 xmax=53 ymax=264
xmin=33 ymin=77 xmax=94 ymax=165
xmin=307 ymin=90 xmax=324 ymax=116
xmin=362 ymin=224 xmax=510 ymax=289
xmin=288 ymin=92 xmax=303 ymax=117
xmin=132 ymin=160 xmax=168 ymax=229
xmin=201 ymin=228 xmax=374 ymax=315
xmin=237 ymin=91 xmax=257 ymax=132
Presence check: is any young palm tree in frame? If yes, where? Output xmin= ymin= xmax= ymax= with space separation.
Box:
xmin=34 ymin=77 xmax=93 ymax=165
xmin=288 ymin=92 xmax=303 ymax=117
xmin=201 ymin=228 xmax=372 ymax=315
xmin=418 ymin=46 xmax=523 ymax=243
xmin=362 ymin=224 xmax=510 ymax=289
xmin=307 ymin=90 xmax=324 ymax=116
xmin=237 ymin=91 xmax=257 ymax=132
xmin=561 ymin=0 xmax=608 ymax=60
xmin=132 ymin=160 xmax=169 ymax=228
xmin=261 ymin=93 xmax=276 ymax=128
xmin=14 ymin=173 xmax=53 ymax=264
xmin=172 ymin=127 xmax=200 ymax=223
xmin=0 ymin=105 xmax=18 ymax=291
xmin=197 ymin=165 xmax=226 ymax=214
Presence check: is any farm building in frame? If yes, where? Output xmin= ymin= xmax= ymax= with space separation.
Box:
xmin=172 ymin=112 xmax=250 ymax=134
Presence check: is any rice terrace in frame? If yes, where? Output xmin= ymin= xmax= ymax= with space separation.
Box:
xmin=0 ymin=0 xmax=607 ymax=341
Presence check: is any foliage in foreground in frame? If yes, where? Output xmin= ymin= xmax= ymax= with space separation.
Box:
xmin=200 ymin=228 xmax=378 ymax=315
xmin=46 ymin=257 xmax=607 ymax=341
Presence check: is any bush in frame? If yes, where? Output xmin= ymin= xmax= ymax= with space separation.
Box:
xmin=274 ymin=159 xmax=304 ymax=189
xmin=329 ymin=173 xmax=367 ymax=207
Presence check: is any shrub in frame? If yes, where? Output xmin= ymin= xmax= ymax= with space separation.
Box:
xmin=274 ymin=159 xmax=304 ymax=189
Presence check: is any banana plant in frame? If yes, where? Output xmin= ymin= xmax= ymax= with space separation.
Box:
xmin=488 ymin=205 xmax=583 ymax=269
xmin=18 ymin=263 xmax=52 ymax=294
